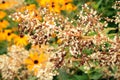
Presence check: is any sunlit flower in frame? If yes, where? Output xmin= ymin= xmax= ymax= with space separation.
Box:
xmin=0 ymin=31 xmax=6 ymax=41
xmin=58 ymin=0 xmax=72 ymax=5
xmin=24 ymin=52 xmax=48 ymax=74
xmin=26 ymin=4 xmax=36 ymax=11
xmin=0 ymin=20 xmax=9 ymax=30
xmin=14 ymin=34 xmax=28 ymax=46
xmin=61 ymin=3 xmax=76 ymax=11
xmin=17 ymin=4 xmax=36 ymax=12
xmin=36 ymin=0 xmax=50 ymax=7
xmin=5 ymin=30 xmax=16 ymax=42
xmin=0 ymin=29 xmax=16 ymax=41
xmin=0 ymin=0 xmax=18 ymax=10
xmin=49 ymin=0 xmax=61 ymax=13
xmin=34 ymin=10 xmax=42 ymax=20
xmin=0 ymin=11 xmax=6 ymax=19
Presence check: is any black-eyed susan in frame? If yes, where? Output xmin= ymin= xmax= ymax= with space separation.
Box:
xmin=61 ymin=3 xmax=76 ymax=11
xmin=0 ymin=31 xmax=6 ymax=41
xmin=0 ymin=20 xmax=9 ymax=30
xmin=3 ymin=29 xmax=16 ymax=41
xmin=0 ymin=11 xmax=6 ymax=19
xmin=17 ymin=4 xmax=36 ymax=12
xmin=0 ymin=29 xmax=16 ymax=41
xmin=58 ymin=0 xmax=72 ymax=5
xmin=49 ymin=0 xmax=61 ymax=13
xmin=0 ymin=0 xmax=18 ymax=10
xmin=24 ymin=52 xmax=48 ymax=74
xmin=34 ymin=10 xmax=42 ymax=21
xmin=36 ymin=0 xmax=50 ymax=7
xmin=14 ymin=34 xmax=28 ymax=46
xmin=25 ymin=4 xmax=36 ymax=11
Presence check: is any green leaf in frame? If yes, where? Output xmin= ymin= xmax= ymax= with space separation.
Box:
xmin=73 ymin=74 xmax=89 ymax=80
xmin=27 ymin=75 xmax=38 ymax=80
xmin=14 ymin=77 xmax=19 ymax=80
xmin=0 ymin=40 xmax=8 ymax=55
xmin=89 ymin=71 xmax=103 ymax=80
xmin=87 ymin=31 xmax=97 ymax=36
xmin=48 ymin=37 xmax=57 ymax=44
xmin=61 ymin=10 xmax=67 ymax=16
xmin=25 ymin=0 xmax=39 ymax=8
xmin=109 ymin=66 xmax=118 ymax=74
xmin=73 ymin=61 xmax=79 ymax=67
xmin=104 ymin=42 xmax=111 ymax=48
xmin=4 ymin=16 xmax=18 ymax=29
xmin=88 ymin=68 xmax=103 ymax=80
xmin=25 ymin=43 xmax=32 ymax=50
xmin=108 ymin=34 xmax=116 ymax=39
xmin=82 ymin=48 xmax=94 ymax=55
xmin=57 ymin=68 xmax=70 ymax=80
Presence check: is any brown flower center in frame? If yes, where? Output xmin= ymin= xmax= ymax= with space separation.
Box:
xmin=2 ymin=1 xmax=5 ymax=4
xmin=34 ymin=60 xmax=39 ymax=64
xmin=7 ymin=32 xmax=11 ymax=36
xmin=52 ymin=2 xmax=55 ymax=8
xmin=65 ymin=2 xmax=68 ymax=5
xmin=20 ymin=34 xmax=24 ymax=38
xmin=0 ymin=20 xmax=3 ymax=22
xmin=26 ymin=4 xmax=30 ymax=6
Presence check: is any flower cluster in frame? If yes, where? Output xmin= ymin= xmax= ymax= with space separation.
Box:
xmin=36 ymin=0 xmax=76 ymax=13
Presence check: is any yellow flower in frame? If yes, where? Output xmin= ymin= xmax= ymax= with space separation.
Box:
xmin=57 ymin=38 xmax=63 ymax=44
xmin=58 ymin=0 xmax=72 ymax=5
xmin=0 ymin=0 xmax=18 ymax=10
xmin=11 ymin=27 xmax=18 ymax=32
xmin=36 ymin=0 xmax=50 ymax=7
xmin=14 ymin=34 xmax=28 ymax=46
xmin=0 ymin=31 xmax=6 ymax=41
xmin=57 ymin=0 xmax=64 ymax=4
xmin=16 ymin=6 xmax=25 ymax=12
xmin=24 ymin=52 xmax=48 ymax=74
xmin=0 ymin=29 xmax=16 ymax=41
xmin=17 ymin=4 xmax=36 ymax=12
xmin=26 ymin=4 xmax=36 ymax=11
xmin=49 ymin=0 xmax=61 ymax=13
xmin=5 ymin=30 xmax=16 ymax=42
xmin=34 ymin=10 xmax=42 ymax=20
xmin=61 ymin=3 xmax=76 ymax=11
xmin=0 ymin=11 xmax=6 ymax=19
xmin=0 ymin=20 xmax=9 ymax=30
xmin=51 ymin=33 xmax=56 ymax=38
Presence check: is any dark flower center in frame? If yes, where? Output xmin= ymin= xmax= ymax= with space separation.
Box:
xmin=2 ymin=1 xmax=5 ymax=4
xmin=20 ymin=34 xmax=24 ymax=38
xmin=2 ymin=30 xmax=5 ymax=33
xmin=7 ymin=32 xmax=11 ymax=36
xmin=65 ymin=2 xmax=68 ymax=5
xmin=44 ymin=35 xmax=47 ymax=39
xmin=26 ymin=4 xmax=30 ymax=6
xmin=34 ymin=60 xmax=39 ymax=64
xmin=52 ymin=2 xmax=55 ymax=8
xmin=0 ymin=20 xmax=3 ymax=22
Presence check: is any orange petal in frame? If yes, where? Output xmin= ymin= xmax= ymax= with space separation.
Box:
xmin=27 ymin=65 xmax=34 ymax=71
xmin=29 ymin=52 xmax=39 ymax=61
xmin=24 ymin=58 xmax=34 ymax=65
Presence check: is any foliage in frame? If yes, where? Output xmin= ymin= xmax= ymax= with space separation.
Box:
xmin=0 ymin=40 xmax=8 ymax=55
